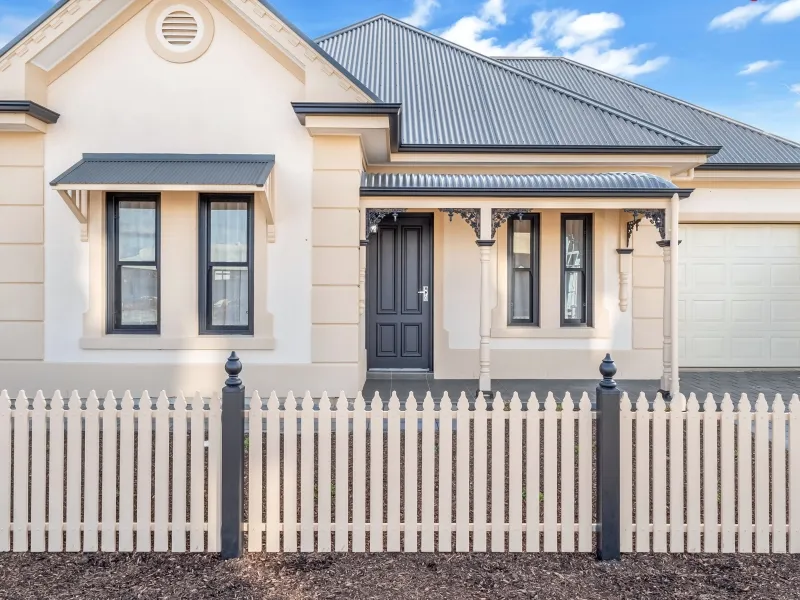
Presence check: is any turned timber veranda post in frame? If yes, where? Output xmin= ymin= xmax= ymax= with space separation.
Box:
xmin=221 ymin=351 xmax=245 ymax=559
xmin=596 ymin=354 xmax=622 ymax=561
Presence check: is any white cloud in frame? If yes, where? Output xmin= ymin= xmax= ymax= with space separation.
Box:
xmin=791 ymin=84 xmax=800 ymax=94
xmin=709 ymin=3 xmax=771 ymax=30
xmin=764 ymin=0 xmax=800 ymax=22
xmin=403 ymin=0 xmax=439 ymax=28
xmin=738 ymin=60 xmax=782 ymax=75
xmin=437 ymin=1 xmax=667 ymax=77
xmin=0 ymin=15 xmax=37 ymax=49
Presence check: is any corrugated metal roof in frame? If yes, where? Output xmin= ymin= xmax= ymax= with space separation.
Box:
xmin=50 ymin=154 xmax=275 ymax=186
xmin=318 ymin=15 xmax=704 ymax=150
xmin=498 ymin=57 xmax=800 ymax=166
xmin=362 ymin=172 xmax=689 ymax=197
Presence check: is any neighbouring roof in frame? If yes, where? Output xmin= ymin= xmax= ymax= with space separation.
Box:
xmin=50 ymin=154 xmax=275 ymax=186
xmin=497 ymin=57 xmax=800 ymax=167
xmin=361 ymin=172 xmax=692 ymax=198
xmin=318 ymin=15 xmax=716 ymax=153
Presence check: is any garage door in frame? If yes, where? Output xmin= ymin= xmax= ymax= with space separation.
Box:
xmin=679 ymin=224 xmax=800 ymax=368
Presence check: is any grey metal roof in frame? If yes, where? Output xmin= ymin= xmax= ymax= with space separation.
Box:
xmin=318 ymin=16 xmax=710 ymax=151
xmin=361 ymin=172 xmax=692 ymax=198
xmin=498 ymin=57 xmax=800 ymax=166
xmin=50 ymin=154 xmax=275 ymax=186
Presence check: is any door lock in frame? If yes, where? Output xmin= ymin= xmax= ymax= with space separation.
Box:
xmin=418 ymin=286 xmax=429 ymax=302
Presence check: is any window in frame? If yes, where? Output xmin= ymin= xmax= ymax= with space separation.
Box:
xmin=198 ymin=194 xmax=254 ymax=335
xmin=561 ymin=214 xmax=593 ymax=327
xmin=507 ymin=214 xmax=540 ymax=325
xmin=107 ymin=193 xmax=160 ymax=334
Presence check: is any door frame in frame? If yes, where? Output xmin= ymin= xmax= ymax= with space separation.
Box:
xmin=365 ymin=212 xmax=434 ymax=371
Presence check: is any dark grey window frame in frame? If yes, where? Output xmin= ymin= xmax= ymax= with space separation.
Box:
xmin=507 ymin=213 xmax=541 ymax=326
xmin=561 ymin=213 xmax=593 ymax=327
xmin=106 ymin=192 xmax=161 ymax=335
xmin=198 ymin=193 xmax=255 ymax=336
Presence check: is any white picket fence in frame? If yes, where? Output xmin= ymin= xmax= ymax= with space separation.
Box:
xmin=2 ymin=387 xmax=799 ymax=554
xmin=0 ymin=390 xmax=221 ymax=553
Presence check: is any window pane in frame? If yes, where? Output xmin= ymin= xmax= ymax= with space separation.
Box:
xmin=211 ymin=266 xmax=249 ymax=327
xmin=120 ymin=265 xmax=158 ymax=326
xmin=564 ymin=271 xmax=584 ymax=321
xmin=564 ymin=219 xmax=585 ymax=268
xmin=511 ymin=270 xmax=531 ymax=320
xmin=118 ymin=201 xmax=156 ymax=262
xmin=210 ymin=202 xmax=248 ymax=262
xmin=512 ymin=219 xmax=532 ymax=269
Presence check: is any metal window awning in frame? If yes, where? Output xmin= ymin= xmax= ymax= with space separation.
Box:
xmin=50 ymin=154 xmax=276 ymax=239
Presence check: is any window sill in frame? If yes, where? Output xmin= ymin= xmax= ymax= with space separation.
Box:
xmin=490 ymin=327 xmax=607 ymax=339
xmin=81 ymin=336 xmax=276 ymax=350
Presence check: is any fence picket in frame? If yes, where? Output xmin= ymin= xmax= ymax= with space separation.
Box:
xmin=119 ymin=392 xmax=135 ymax=552
xmin=101 ymin=392 xmax=118 ymax=552
xmin=772 ymin=395 xmax=787 ymax=554
xmin=635 ymin=392 xmax=650 ymax=553
xmin=577 ymin=392 xmax=592 ymax=552
xmin=620 ymin=392 xmax=633 ymax=553
xmin=0 ymin=391 xmax=9 ymax=552
xmin=83 ymin=392 xmax=100 ymax=552
xmin=703 ymin=394 xmax=718 ymax=553
xmin=172 ymin=392 xmax=188 ymax=553
xmin=652 ymin=393 xmax=667 ymax=553
xmin=492 ymin=392 xmax=507 ymax=553
xmin=47 ymin=391 xmax=65 ymax=552
xmin=207 ymin=392 xmax=222 ymax=552
xmin=686 ymin=394 xmax=701 ymax=552
xmin=300 ymin=392 xmax=315 ymax=552
xmin=284 ymin=392 xmax=298 ymax=552
xmin=387 ymin=392 xmax=401 ymax=552
xmin=369 ymin=392 xmax=384 ymax=552
xmin=334 ymin=392 xmax=349 ymax=552
xmin=560 ymin=393 xmax=575 ymax=552
xmin=455 ymin=393 xmax=470 ymax=552
xmin=30 ymin=392 xmax=46 ymax=552
xmin=737 ymin=394 xmax=753 ymax=553
xmin=12 ymin=392 xmax=29 ymax=552
xmin=526 ymin=393 xmax=541 ymax=552
xmin=404 ymin=393 xmax=419 ymax=552
xmin=352 ymin=393 xmax=367 ymax=552
xmin=754 ymin=394 xmax=770 ymax=553
xmin=720 ymin=394 xmax=736 ymax=553
xmin=790 ymin=395 xmax=800 ymax=554
xmin=438 ymin=392 xmax=453 ymax=552
xmin=248 ymin=392 xmax=264 ymax=553
xmin=153 ymin=391 xmax=170 ymax=552
xmin=189 ymin=393 xmax=206 ymax=552
xmin=543 ymin=392 xmax=557 ymax=552
xmin=508 ymin=393 xmax=523 ymax=552
xmin=421 ymin=392 xmax=435 ymax=552
xmin=669 ymin=394 xmax=685 ymax=553
xmin=265 ymin=392 xmax=281 ymax=552
xmin=65 ymin=392 xmax=82 ymax=552
xmin=473 ymin=393 xmax=488 ymax=552
xmin=136 ymin=392 xmax=153 ymax=553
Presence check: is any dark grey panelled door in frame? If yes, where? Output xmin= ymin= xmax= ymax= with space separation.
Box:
xmin=367 ymin=214 xmax=433 ymax=370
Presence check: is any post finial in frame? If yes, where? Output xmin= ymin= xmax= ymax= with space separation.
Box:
xmin=225 ymin=351 xmax=242 ymax=388
xmin=599 ymin=353 xmax=617 ymax=389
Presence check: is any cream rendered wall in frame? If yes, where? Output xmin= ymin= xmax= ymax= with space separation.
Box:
xmin=680 ymin=187 xmax=800 ymax=222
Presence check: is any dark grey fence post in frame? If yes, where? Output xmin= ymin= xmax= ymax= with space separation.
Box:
xmin=221 ymin=351 xmax=245 ymax=559
xmin=596 ymin=353 xmax=621 ymax=561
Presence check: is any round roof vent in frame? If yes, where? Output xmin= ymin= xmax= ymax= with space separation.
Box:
xmin=147 ymin=1 xmax=215 ymax=64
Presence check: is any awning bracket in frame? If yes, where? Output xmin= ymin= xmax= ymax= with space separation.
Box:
xmin=57 ymin=189 xmax=89 ymax=242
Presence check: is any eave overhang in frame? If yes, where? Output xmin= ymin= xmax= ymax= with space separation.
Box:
xmin=0 ymin=101 xmax=60 ymax=131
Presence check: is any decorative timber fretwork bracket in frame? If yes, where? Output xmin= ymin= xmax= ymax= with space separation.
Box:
xmin=56 ymin=190 xmax=89 ymax=242
xmin=364 ymin=208 xmax=406 ymax=242
xmin=438 ymin=208 xmax=480 ymax=238
xmin=624 ymin=209 xmax=666 ymax=246
xmin=491 ymin=209 xmax=535 ymax=238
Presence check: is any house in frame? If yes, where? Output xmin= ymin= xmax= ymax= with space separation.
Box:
xmin=0 ymin=0 xmax=797 ymax=398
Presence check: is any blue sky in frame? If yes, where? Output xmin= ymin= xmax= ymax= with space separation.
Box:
xmin=2 ymin=0 xmax=799 ymax=142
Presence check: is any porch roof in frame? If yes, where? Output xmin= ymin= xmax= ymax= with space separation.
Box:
xmin=50 ymin=154 xmax=275 ymax=187
xmin=360 ymin=172 xmax=693 ymax=198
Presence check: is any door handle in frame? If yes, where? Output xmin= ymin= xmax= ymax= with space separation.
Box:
xmin=418 ymin=286 xmax=429 ymax=302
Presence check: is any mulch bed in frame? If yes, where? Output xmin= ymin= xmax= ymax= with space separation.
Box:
xmin=1 ymin=553 xmax=799 ymax=599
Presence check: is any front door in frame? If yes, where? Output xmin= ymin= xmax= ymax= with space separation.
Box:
xmin=366 ymin=213 xmax=433 ymax=370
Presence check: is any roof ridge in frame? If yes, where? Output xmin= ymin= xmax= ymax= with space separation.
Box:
xmin=318 ymin=14 xmax=707 ymax=148
xmin=498 ymin=56 xmax=800 ymax=152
